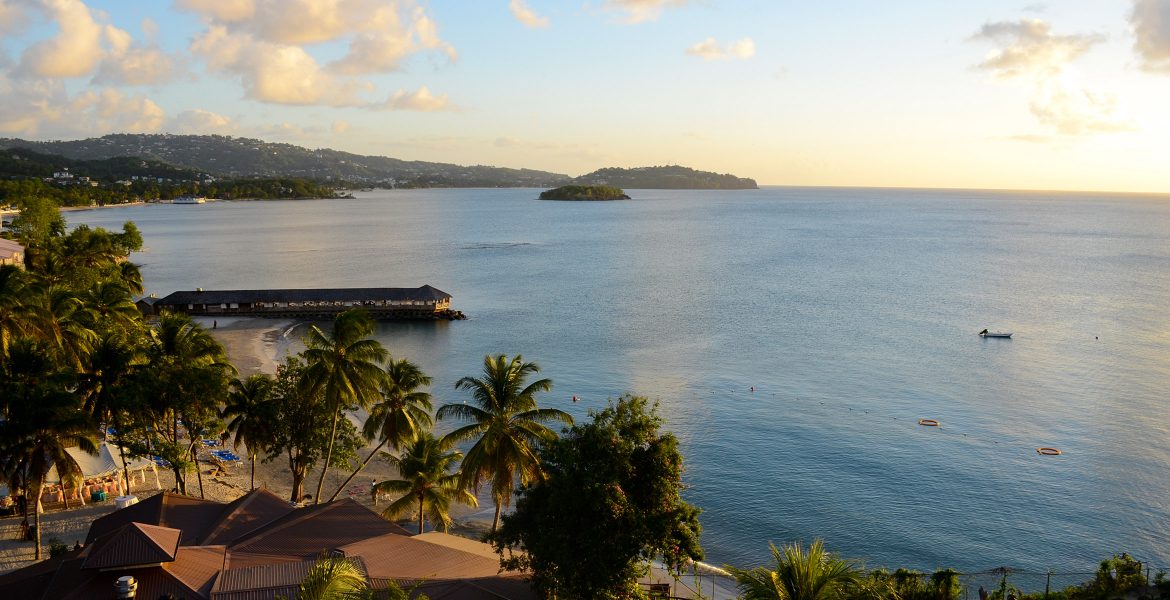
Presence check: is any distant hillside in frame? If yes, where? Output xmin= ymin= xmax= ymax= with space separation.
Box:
xmin=0 ymin=134 xmax=571 ymax=188
xmin=0 ymin=147 xmax=200 ymax=181
xmin=572 ymin=165 xmax=757 ymax=189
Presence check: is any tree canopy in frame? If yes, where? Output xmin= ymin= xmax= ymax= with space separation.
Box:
xmin=491 ymin=394 xmax=702 ymax=600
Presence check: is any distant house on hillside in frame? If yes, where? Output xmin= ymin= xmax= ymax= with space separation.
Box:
xmin=0 ymin=238 xmax=25 ymax=268
xmin=0 ymin=489 xmax=538 ymax=600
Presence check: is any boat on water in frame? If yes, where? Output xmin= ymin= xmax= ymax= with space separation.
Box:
xmin=172 ymin=195 xmax=207 ymax=204
xmin=979 ymin=328 xmax=1012 ymax=338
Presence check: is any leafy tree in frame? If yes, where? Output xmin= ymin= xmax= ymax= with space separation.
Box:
xmin=300 ymin=309 xmax=387 ymax=504
xmin=371 ymin=432 xmax=476 ymax=534
xmin=222 ymin=374 xmax=276 ymax=490
xmin=268 ymin=356 xmax=363 ymax=503
xmin=437 ymin=353 xmax=571 ymax=532
xmin=491 ymin=394 xmax=701 ymax=600
xmin=7 ymin=195 xmax=64 ymax=249
xmin=727 ymin=539 xmax=859 ymax=600
xmin=329 ymin=356 xmax=433 ymax=502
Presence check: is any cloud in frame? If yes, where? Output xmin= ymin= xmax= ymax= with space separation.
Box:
xmin=182 ymin=0 xmax=455 ymax=106
xmin=0 ymin=0 xmax=29 ymax=35
xmin=1130 ymin=0 xmax=1170 ymax=73
xmin=1028 ymin=77 xmax=1135 ymax=134
xmin=686 ymin=37 xmax=755 ymax=61
xmin=0 ymin=74 xmax=164 ymax=137
xmin=376 ymin=86 xmax=450 ymax=111
xmin=16 ymin=0 xmax=105 ymax=78
xmin=971 ymin=18 xmax=1130 ymax=137
xmin=970 ymin=18 xmax=1104 ymax=80
xmin=604 ymin=0 xmax=687 ymax=24
xmin=94 ymin=25 xmax=181 ymax=85
xmin=191 ymin=25 xmax=371 ymax=105
xmin=509 ymin=0 xmax=549 ymax=28
xmin=167 ymin=109 xmax=238 ymax=134
xmin=332 ymin=120 xmax=349 ymax=133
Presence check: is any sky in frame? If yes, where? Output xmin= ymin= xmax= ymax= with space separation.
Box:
xmin=1 ymin=1 xmax=1169 ymax=192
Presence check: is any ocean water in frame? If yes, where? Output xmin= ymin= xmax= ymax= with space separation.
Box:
xmin=68 ymin=187 xmax=1170 ymax=575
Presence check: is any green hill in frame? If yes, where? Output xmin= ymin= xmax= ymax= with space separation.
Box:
xmin=572 ymin=165 xmax=757 ymax=189
xmin=539 ymin=185 xmax=631 ymax=201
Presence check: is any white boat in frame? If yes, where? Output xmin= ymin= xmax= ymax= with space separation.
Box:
xmin=173 ymin=195 xmax=207 ymax=204
xmin=979 ymin=329 xmax=1012 ymax=338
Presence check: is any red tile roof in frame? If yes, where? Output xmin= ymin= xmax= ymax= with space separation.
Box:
xmin=338 ymin=531 xmax=504 ymax=580
xmin=86 ymin=491 xmax=225 ymax=545
xmin=227 ymin=498 xmax=409 ymax=560
xmin=202 ymin=488 xmax=294 ymax=545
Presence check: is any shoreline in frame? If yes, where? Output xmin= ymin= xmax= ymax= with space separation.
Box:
xmin=57 ymin=201 xmax=147 ymax=213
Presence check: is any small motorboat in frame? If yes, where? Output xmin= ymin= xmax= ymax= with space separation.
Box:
xmin=979 ymin=329 xmax=1012 ymax=338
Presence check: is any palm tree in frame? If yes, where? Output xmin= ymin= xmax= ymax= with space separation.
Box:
xmin=726 ymin=539 xmax=859 ymax=600
xmin=328 ymin=356 xmax=433 ymax=502
xmin=435 ymin=354 xmax=572 ymax=532
xmin=78 ymin=329 xmax=147 ymax=493
xmin=0 ymin=265 xmax=36 ymax=365
xmin=300 ymin=309 xmax=387 ymax=504
xmin=294 ymin=556 xmax=369 ymax=600
xmin=371 ymin=433 xmax=477 ymax=534
xmin=0 ymin=339 xmax=98 ymax=560
xmin=222 ymin=374 xmax=275 ymax=490
xmin=146 ymin=312 xmax=234 ymax=496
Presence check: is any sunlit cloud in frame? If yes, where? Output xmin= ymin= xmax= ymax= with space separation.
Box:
xmin=0 ymin=0 xmax=29 ymax=35
xmin=182 ymin=0 xmax=456 ymax=105
xmin=509 ymin=0 xmax=549 ymax=28
xmin=604 ymin=0 xmax=687 ymax=24
xmin=332 ymin=120 xmax=350 ymax=133
xmin=970 ymin=18 xmax=1131 ymax=137
xmin=167 ymin=109 xmax=238 ymax=135
xmin=970 ymin=18 xmax=1104 ymax=79
xmin=686 ymin=37 xmax=755 ymax=61
xmin=1130 ymin=0 xmax=1170 ymax=74
xmin=0 ymin=74 xmax=164 ymax=137
xmin=376 ymin=86 xmax=451 ymax=111
xmin=15 ymin=0 xmax=105 ymax=78
xmin=95 ymin=25 xmax=182 ymax=86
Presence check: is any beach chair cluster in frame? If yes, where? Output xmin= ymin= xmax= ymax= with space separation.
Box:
xmin=212 ymin=449 xmax=241 ymax=462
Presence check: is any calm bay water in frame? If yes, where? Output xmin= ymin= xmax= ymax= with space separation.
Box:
xmin=69 ymin=187 xmax=1170 ymax=575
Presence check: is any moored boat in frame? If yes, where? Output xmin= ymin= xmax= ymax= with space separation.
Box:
xmin=979 ymin=329 xmax=1012 ymax=338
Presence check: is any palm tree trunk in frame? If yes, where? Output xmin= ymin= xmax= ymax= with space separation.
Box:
xmin=326 ymin=439 xmax=388 ymax=503
xmin=32 ymin=479 xmax=44 ymax=560
xmin=193 ymin=446 xmax=205 ymax=500
xmin=313 ymin=409 xmax=341 ymax=504
xmin=250 ymin=454 xmax=256 ymax=491
xmin=114 ymin=415 xmax=131 ymax=495
xmin=419 ymin=492 xmax=425 ymax=535
xmin=492 ymin=498 xmax=503 ymax=533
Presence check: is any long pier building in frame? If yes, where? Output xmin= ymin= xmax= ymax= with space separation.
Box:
xmin=151 ymin=285 xmax=465 ymax=320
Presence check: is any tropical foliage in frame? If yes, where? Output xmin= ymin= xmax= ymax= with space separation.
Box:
xmin=371 ymin=432 xmax=477 ymax=534
xmin=491 ymin=394 xmax=702 ymax=600
xmin=727 ymin=539 xmax=859 ymax=600
xmin=436 ymin=354 xmax=572 ymax=532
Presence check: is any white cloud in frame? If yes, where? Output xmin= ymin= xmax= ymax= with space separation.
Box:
xmin=174 ymin=0 xmax=256 ymax=23
xmin=95 ymin=24 xmax=180 ymax=86
xmin=332 ymin=120 xmax=350 ymax=133
xmin=686 ymin=37 xmax=755 ymax=61
xmin=0 ymin=74 xmax=164 ymax=137
xmin=167 ymin=109 xmax=238 ymax=134
xmin=604 ymin=0 xmax=687 ymax=24
xmin=1130 ymin=0 xmax=1170 ymax=73
xmin=16 ymin=0 xmax=105 ymax=78
xmin=376 ymin=86 xmax=451 ymax=111
xmin=509 ymin=0 xmax=549 ymax=28
xmin=970 ymin=18 xmax=1131 ymax=137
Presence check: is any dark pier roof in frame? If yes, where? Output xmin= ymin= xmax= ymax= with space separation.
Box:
xmin=156 ymin=285 xmax=451 ymax=305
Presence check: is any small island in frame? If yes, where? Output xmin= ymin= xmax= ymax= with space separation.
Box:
xmin=539 ymin=185 xmax=631 ymax=201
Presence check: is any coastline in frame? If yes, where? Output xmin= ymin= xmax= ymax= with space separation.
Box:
xmin=57 ymin=201 xmax=147 ymax=213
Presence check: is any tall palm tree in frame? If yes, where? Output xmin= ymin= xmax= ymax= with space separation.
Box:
xmin=371 ymin=433 xmax=477 ymax=534
xmin=222 ymin=374 xmax=276 ymax=490
xmin=726 ymin=539 xmax=859 ymax=600
xmin=78 ymin=329 xmax=147 ymax=493
xmin=300 ymin=309 xmax=387 ymax=504
xmin=436 ymin=354 xmax=572 ymax=532
xmin=328 ymin=356 xmax=433 ymax=502
xmin=294 ymin=556 xmax=369 ymax=600
xmin=0 ymin=265 xmax=36 ymax=365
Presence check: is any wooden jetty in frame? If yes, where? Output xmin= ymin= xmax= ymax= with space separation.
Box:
xmin=150 ymin=285 xmax=466 ymax=320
